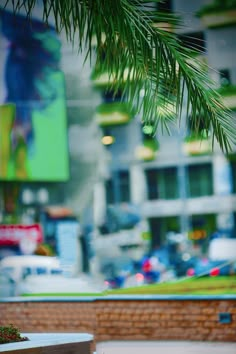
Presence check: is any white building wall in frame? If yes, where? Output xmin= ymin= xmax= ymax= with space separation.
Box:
xmin=130 ymin=164 xmax=147 ymax=205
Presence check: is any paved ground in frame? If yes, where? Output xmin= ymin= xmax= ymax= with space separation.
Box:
xmin=96 ymin=341 xmax=236 ymax=354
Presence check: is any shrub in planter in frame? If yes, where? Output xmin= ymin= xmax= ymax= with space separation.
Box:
xmin=0 ymin=324 xmax=29 ymax=344
xmin=217 ymin=85 xmax=236 ymax=110
xmin=183 ymin=133 xmax=211 ymax=156
xmin=95 ymin=101 xmax=135 ymax=126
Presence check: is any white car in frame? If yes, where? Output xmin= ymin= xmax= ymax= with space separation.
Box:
xmin=17 ymin=273 xmax=104 ymax=295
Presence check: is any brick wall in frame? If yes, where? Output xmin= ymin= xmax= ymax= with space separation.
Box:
xmin=0 ymin=296 xmax=235 ymax=343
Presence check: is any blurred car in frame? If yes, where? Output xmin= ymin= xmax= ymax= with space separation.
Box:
xmin=17 ymin=273 xmax=105 ymax=295
xmin=0 ymin=255 xmax=105 ymax=296
xmin=0 ymin=272 xmax=16 ymax=297
xmin=0 ymin=255 xmax=62 ymax=283
xmin=186 ymin=257 xmax=234 ymax=277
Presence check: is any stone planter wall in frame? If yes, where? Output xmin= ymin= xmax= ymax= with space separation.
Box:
xmin=0 ymin=333 xmax=93 ymax=354
xmin=0 ymin=295 xmax=236 ymax=344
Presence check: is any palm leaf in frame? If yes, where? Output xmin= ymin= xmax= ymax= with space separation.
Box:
xmin=3 ymin=0 xmax=236 ymax=152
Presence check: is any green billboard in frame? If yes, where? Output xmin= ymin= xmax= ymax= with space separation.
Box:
xmin=0 ymin=10 xmax=69 ymax=181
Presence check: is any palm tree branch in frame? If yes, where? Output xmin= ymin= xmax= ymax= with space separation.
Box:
xmin=3 ymin=0 xmax=235 ymax=152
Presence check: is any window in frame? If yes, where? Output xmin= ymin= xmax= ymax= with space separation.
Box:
xmin=233 ymin=213 xmax=236 ymax=238
xmin=102 ymin=89 xmax=123 ymax=103
xmin=105 ymin=179 xmax=115 ymax=204
xmin=191 ymin=214 xmax=216 ymax=231
xmin=118 ymin=171 xmax=130 ymax=202
xmin=230 ymin=160 xmax=236 ymax=194
xmin=146 ymin=167 xmax=178 ymax=200
xmin=187 ymin=163 xmax=213 ymax=197
xmin=149 ymin=216 xmax=180 ymax=247
xmin=157 ymin=167 xmax=178 ymax=199
xmin=106 ymin=171 xmax=130 ymax=204
xmin=157 ymin=0 xmax=173 ymax=12
xmin=219 ymin=69 xmax=231 ymax=87
xmin=146 ymin=169 xmax=158 ymax=200
xmin=188 ymin=114 xmax=209 ymax=136
xmin=178 ymin=32 xmax=205 ymax=53
xmin=189 ymin=214 xmax=216 ymax=253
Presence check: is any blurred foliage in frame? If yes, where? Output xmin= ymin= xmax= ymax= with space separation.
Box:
xmin=0 ymin=324 xmax=29 ymax=344
xmin=3 ymin=0 xmax=236 ymax=152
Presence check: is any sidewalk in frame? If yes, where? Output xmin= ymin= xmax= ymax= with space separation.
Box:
xmin=96 ymin=341 xmax=236 ymax=354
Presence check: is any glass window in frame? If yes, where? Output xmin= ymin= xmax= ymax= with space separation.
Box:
xmin=149 ymin=216 xmax=180 ymax=247
xmin=102 ymin=88 xmax=123 ymax=103
xmin=157 ymin=167 xmax=178 ymax=199
xmin=187 ymin=163 xmax=213 ymax=197
xmin=157 ymin=0 xmax=173 ymax=12
xmin=146 ymin=167 xmax=178 ymax=200
xmin=219 ymin=69 xmax=231 ymax=87
xmin=189 ymin=214 xmax=216 ymax=253
xmin=178 ymin=32 xmax=205 ymax=53
xmin=188 ymin=114 xmax=209 ymax=136
xmin=118 ymin=171 xmax=130 ymax=202
xmin=146 ymin=169 xmax=158 ymax=200
xmin=233 ymin=213 xmax=236 ymax=238
xmin=105 ymin=171 xmax=130 ymax=204
xmin=105 ymin=179 xmax=115 ymax=204
xmin=230 ymin=161 xmax=236 ymax=194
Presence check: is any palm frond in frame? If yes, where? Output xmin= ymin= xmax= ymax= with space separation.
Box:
xmin=3 ymin=0 xmax=236 ymax=152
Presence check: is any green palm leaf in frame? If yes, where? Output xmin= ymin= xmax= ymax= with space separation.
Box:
xmin=4 ymin=0 xmax=236 ymax=152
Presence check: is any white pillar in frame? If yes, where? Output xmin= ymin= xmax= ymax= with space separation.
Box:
xmin=130 ymin=164 xmax=147 ymax=205
xmin=213 ymin=154 xmax=234 ymax=236
xmin=213 ymin=154 xmax=232 ymax=196
xmin=93 ymin=181 xmax=106 ymax=226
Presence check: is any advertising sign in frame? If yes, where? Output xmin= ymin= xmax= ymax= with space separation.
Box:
xmin=0 ymin=9 xmax=69 ymax=181
xmin=56 ymin=221 xmax=81 ymax=276
xmin=0 ymin=224 xmax=43 ymax=246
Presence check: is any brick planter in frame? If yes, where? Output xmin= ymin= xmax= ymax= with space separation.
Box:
xmin=0 ymin=295 xmax=236 ymax=343
xmin=0 ymin=333 xmax=93 ymax=354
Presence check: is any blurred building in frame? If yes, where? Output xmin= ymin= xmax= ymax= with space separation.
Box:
xmin=0 ymin=3 xmax=107 ymax=268
xmin=92 ymin=0 xmax=236 ymax=256
xmin=0 ymin=0 xmax=236 ymax=269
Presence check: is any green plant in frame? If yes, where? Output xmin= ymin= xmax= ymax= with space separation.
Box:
xmin=184 ymin=126 xmax=210 ymax=142
xmin=95 ymin=101 xmax=136 ymax=126
xmin=143 ymin=139 xmax=159 ymax=151
xmin=217 ymin=84 xmax=236 ymax=96
xmin=0 ymin=324 xmax=29 ymax=344
xmin=4 ymin=0 xmax=236 ymax=153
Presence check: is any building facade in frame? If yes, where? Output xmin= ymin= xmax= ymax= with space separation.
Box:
xmin=93 ymin=0 xmax=236 ymax=257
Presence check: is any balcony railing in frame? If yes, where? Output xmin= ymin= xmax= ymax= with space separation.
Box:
xmin=217 ymin=85 xmax=236 ymax=110
xmin=135 ymin=139 xmax=159 ymax=161
xmin=197 ymin=1 xmax=236 ymax=28
xmin=91 ymin=67 xmax=135 ymax=89
xmin=94 ymin=101 xmax=134 ymax=126
xmin=182 ymin=135 xmax=212 ymax=156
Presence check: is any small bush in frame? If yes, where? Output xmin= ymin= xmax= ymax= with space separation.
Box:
xmin=0 ymin=324 xmax=29 ymax=344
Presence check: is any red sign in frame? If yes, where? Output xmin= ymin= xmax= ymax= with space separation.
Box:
xmin=0 ymin=224 xmax=43 ymax=246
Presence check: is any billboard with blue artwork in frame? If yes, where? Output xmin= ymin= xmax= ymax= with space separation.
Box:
xmin=0 ymin=9 xmax=69 ymax=181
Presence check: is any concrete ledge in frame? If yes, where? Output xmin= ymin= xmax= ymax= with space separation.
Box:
xmin=99 ymin=294 xmax=236 ymax=301
xmin=1 ymin=294 xmax=236 ymax=302
xmin=0 ymin=333 xmax=93 ymax=353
